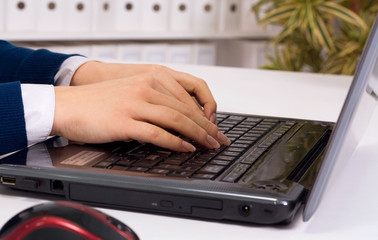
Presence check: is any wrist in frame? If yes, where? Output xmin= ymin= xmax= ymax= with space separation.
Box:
xmin=51 ymin=86 xmax=71 ymax=137
xmin=70 ymin=61 xmax=107 ymax=85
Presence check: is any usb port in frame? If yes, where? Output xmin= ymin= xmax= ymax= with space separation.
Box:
xmin=1 ymin=176 xmax=16 ymax=186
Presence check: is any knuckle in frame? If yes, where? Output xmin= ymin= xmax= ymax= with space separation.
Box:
xmin=150 ymin=64 xmax=167 ymax=74
xmin=203 ymin=118 xmax=219 ymax=135
xmin=197 ymin=78 xmax=208 ymax=87
xmin=170 ymin=110 xmax=184 ymax=123
xmin=147 ymin=127 xmax=160 ymax=140
xmin=133 ymin=84 xmax=150 ymax=97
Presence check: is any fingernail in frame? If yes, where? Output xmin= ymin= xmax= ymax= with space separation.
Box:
xmin=217 ymin=131 xmax=231 ymax=146
xmin=182 ymin=141 xmax=196 ymax=152
xmin=207 ymin=135 xmax=220 ymax=149
xmin=210 ymin=113 xmax=217 ymax=124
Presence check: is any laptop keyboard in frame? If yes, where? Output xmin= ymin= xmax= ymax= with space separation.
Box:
xmin=93 ymin=113 xmax=296 ymax=183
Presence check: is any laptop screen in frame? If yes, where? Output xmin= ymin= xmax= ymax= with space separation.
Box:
xmin=304 ymin=14 xmax=378 ymax=221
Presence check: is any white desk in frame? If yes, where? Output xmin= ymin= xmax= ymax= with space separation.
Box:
xmin=1 ymin=65 xmax=377 ymax=239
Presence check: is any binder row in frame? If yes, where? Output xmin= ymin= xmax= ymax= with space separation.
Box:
xmin=18 ymin=41 xmax=218 ymax=66
xmin=0 ymin=0 xmax=266 ymax=34
xmin=18 ymin=40 xmax=271 ymax=68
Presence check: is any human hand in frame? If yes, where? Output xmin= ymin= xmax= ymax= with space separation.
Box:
xmin=71 ymin=62 xmax=218 ymax=123
xmin=52 ymin=68 xmax=230 ymax=152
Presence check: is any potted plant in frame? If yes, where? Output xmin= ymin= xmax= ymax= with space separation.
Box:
xmin=252 ymin=0 xmax=378 ymax=75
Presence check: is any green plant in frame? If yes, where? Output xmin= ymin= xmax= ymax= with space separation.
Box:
xmin=253 ymin=0 xmax=378 ymax=75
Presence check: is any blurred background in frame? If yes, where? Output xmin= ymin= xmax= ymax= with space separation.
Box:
xmin=1 ymin=0 xmax=377 ymax=75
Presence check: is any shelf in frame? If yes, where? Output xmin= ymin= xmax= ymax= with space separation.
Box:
xmin=3 ymin=31 xmax=273 ymax=42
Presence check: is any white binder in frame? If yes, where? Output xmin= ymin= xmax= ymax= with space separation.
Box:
xmin=240 ymin=0 xmax=266 ymax=33
xmin=218 ymin=0 xmax=241 ymax=32
xmin=57 ymin=42 xmax=92 ymax=57
xmin=91 ymin=43 xmax=118 ymax=60
xmin=117 ymin=43 xmax=143 ymax=62
xmin=167 ymin=43 xmax=193 ymax=64
xmin=0 ymin=1 xmax=4 ymax=32
xmin=169 ymin=0 xmax=193 ymax=32
xmin=114 ymin=0 xmax=142 ymax=32
xmin=93 ymin=0 xmax=116 ymax=32
xmin=64 ymin=0 xmax=93 ymax=32
xmin=142 ymin=43 xmax=168 ymax=63
xmin=5 ymin=0 xmax=36 ymax=32
xmin=36 ymin=0 xmax=65 ymax=32
xmin=141 ymin=0 xmax=169 ymax=32
xmin=192 ymin=0 xmax=219 ymax=32
xmin=193 ymin=42 xmax=217 ymax=65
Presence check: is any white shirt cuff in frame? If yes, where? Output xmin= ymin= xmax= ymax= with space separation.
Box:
xmin=54 ymin=56 xmax=90 ymax=86
xmin=22 ymin=56 xmax=90 ymax=145
xmin=21 ymin=84 xmax=55 ymax=146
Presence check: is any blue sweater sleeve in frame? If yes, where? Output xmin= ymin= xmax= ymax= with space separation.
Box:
xmin=0 ymin=82 xmax=27 ymax=155
xmin=0 ymin=40 xmax=76 ymax=85
xmin=0 ymin=40 xmax=77 ymax=155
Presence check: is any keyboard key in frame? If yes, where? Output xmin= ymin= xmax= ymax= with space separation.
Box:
xmin=127 ymin=166 xmax=149 ymax=172
xmin=185 ymin=159 xmax=208 ymax=166
xmin=148 ymin=169 xmax=170 ymax=175
xmin=179 ymin=165 xmax=201 ymax=171
xmin=134 ymin=158 xmax=161 ymax=167
xmin=94 ymin=161 xmax=113 ymax=168
xmin=225 ymin=147 xmax=245 ymax=152
xmin=230 ymin=143 xmax=250 ymax=148
xmin=220 ymin=151 xmax=240 ymax=157
xmin=192 ymin=173 xmax=216 ymax=180
xmin=214 ymin=155 xmax=236 ymax=161
xmin=246 ymin=117 xmax=262 ymax=122
xmin=222 ymin=164 xmax=250 ymax=182
xmin=127 ymin=149 xmax=150 ymax=158
xmin=241 ymin=148 xmax=266 ymax=164
xmin=228 ymin=115 xmax=245 ymax=121
xmin=200 ymin=164 xmax=226 ymax=174
xmin=109 ymin=165 xmax=128 ymax=171
xmin=157 ymin=164 xmax=182 ymax=170
xmin=234 ymin=140 xmax=254 ymax=145
xmin=210 ymin=160 xmax=231 ymax=166
xmin=161 ymin=159 xmax=182 ymax=165
xmin=115 ymin=158 xmax=136 ymax=166
xmin=169 ymin=171 xmax=193 ymax=178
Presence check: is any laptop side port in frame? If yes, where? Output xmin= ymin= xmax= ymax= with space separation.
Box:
xmin=1 ymin=176 xmax=16 ymax=186
xmin=51 ymin=180 xmax=65 ymax=192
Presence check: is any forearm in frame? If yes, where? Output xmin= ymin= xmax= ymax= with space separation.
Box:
xmin=70 ymin=61 xmax=157 ymax=86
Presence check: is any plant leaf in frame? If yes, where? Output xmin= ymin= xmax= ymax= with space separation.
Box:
xmin=312 ymin=12 xmax=335 ymax=52
xmin=317 ymin=2 xmax=368 ymax=30
xmin=258 ymin=4 xmax=298 ymax=25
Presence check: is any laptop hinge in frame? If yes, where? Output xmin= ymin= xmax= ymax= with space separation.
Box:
xmin=286 ymin=130 xmax=331 ymax=182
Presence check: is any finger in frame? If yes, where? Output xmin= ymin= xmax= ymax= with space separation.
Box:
xmin=164 ymin=68 xmax=217 ymax=122
xmin=135 ymin=102 xmax=226 ymax=149
xmin=149 ymin=70 xmax=206 ymax=117
xmin=129 ymin=74 xmax=175 ymax=98
xmin=127 ymin=121 xmax=196 ymax=152
xmin=143 ymin=88 xmax=230 ymax=146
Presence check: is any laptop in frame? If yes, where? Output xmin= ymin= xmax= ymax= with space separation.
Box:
xmin=1 ymin=16 xmax=377 ymax=225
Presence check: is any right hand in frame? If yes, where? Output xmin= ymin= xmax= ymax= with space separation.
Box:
xmin=51 ymin=70 xmax=230 ymax=152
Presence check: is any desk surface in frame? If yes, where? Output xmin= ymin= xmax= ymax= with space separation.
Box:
xmin=1 ymin=65 xmax=377 ymax=240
